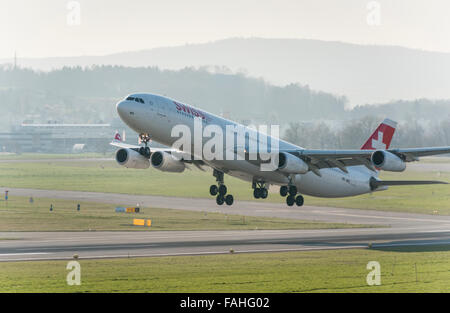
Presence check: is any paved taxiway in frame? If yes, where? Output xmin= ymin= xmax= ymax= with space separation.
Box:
xmin=1 ymin=187 xmax=450 ymax=261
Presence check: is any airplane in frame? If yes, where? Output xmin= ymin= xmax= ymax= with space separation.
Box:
xmin=111 ymin=93 xmax=449 ymax=206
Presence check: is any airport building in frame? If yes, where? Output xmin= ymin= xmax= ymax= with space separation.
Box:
xmin=0 ymin=122 xmax=117 ymax=153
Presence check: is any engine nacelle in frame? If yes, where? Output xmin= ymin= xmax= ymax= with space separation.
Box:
xmin=150 ymin=151 xmax=185 ymax=173
xmin=371 ymin=150 xmax=406 ymax=172
xmin=278 ymin=152 xmax=309 ymax=174
xmin=115 ymin=148 xmax=150 ymax=169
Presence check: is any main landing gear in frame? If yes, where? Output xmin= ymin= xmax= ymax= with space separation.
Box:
xmin=279 ymin=185 xmax=304 ymax=207
xmin=252 ymin=181 xmax=268 ymax=199
xmin=209 ymin=169 xmax=234 ymax=206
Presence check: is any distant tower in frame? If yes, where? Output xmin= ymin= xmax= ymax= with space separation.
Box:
xmin=13 ymin=51 xmax=17 ymax=69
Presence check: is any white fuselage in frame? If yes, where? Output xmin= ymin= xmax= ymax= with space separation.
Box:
xmin=116 ymin=93 xmax=378 ymax=198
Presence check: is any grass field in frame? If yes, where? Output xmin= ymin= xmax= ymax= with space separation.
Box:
xmin=1 ymin=158 xmax=449 ymax=215
xmin=1 ymin=247 xmax=449 ymax=292
xmin=304 ymin=170 xmax=450 ymax=214
xmin=0 ymin=196 xmax=368 ymax=231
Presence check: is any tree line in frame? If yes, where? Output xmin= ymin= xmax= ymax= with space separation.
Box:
xmin=0 ymin=65 xmax=347 ymax=130
xmin=283 ymin=116 xmax=450 ymax=149
xmin=1 ymin=65 xmax=449 ymax=141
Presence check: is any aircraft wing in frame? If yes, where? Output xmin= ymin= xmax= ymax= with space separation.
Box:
xmin=369 ymin=178 xmax=448 ymax=188
xmin=388 ymin=147 xmax=450 ymax=161
xmin=110 ymin=140 xmax=141 ymax=149
xmin=110 ymin=140 xmax=207 ymax=169
xmin=110 ymin=139 xmax=170 ymax=152
xmin=285 ymin=146 xmax=450 ymax=174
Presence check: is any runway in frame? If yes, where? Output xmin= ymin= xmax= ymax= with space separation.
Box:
xmin=1 ymin=228 xmax=450 ymax=262
xmin=1 ymin=187 xmax=450 ymax=261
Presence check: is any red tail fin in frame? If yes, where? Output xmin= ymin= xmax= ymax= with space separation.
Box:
xmin=361 ymin=118 xmax=397 ymax=150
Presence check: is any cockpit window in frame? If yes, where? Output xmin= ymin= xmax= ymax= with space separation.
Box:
xmin=126 ymin=96 xmax=144 ymax=103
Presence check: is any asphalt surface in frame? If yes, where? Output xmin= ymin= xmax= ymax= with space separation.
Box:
xmin=1 ymin=188 xmax=450 ymax=261
xmin=1 ymin=228 xmax=450 ymax=262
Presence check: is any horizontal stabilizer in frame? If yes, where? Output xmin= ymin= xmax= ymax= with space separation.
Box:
xmin=370 ymin=177 xmax=448 ymax=190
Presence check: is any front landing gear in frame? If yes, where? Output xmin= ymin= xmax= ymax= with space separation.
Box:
xmin=280 ymin=184 xmax=304 ymax=207
xmin=138 ymin=133 xmax=151 ymax=158
xmin=210 ymin=169 xmax=234 ymax=206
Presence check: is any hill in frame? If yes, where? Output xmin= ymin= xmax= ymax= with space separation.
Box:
xmin=3 ymin=38 xmax=450 ymax=105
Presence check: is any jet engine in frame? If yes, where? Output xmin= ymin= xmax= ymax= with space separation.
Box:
xmin=115 ymin=148 xmax=150 ymax=169
xmin=278 ymin=152 xmax=309 ymax=174
xmin=150 ymin=151 xmax=186 ymax=173
xmin=371 ymin=150 xmax=406 ymax=172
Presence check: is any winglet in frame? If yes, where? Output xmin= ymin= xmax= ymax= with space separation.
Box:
xmin=114 ymin=131 xmax=122 ymax=142
xmin=110 ymin=131 xmax=141 ymax=149
xmin=361 ymin=118 xmax=397 ymax=150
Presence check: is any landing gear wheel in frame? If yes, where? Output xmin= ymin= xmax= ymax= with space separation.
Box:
xmin=225 ymin=194 xmax=234 ymax=206
xmin=295 ymin=195 xmax=304 ymax=207
xmin=209 ymin=185 xmax=218 ymax=196
xmin=139 ymin=146 xmax=150 ymax=158
xmin=288 ymin=185 xmax=297 ymax=196
xmin=253 ymin=188 xmax=261 ymax=199
xmin=216 ymin=195 xmax=225 ymax=205
xmin=253 ymin=181 xmax=268 ymax=200
xmin=280 ymin=186 xmax=288 ymax=197
xmin=261 ymin=188 xmax=268 ymax=199
xmin=286 ymin=195 xmax=295 ymax=206
xmin=212 ymin=169 xmax=232 ymax=205
xmin=138 ymin=133 xmax=151 ymax=157
xmin=218 ymin=184 xmax=227 ymax=195
xmin=139 ymin=133 xmax=151 ymax=147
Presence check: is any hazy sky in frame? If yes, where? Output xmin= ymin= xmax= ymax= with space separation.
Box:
xmin=1 ymin=0 xmax=450 ymax=59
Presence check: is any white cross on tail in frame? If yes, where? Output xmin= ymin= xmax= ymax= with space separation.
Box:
xmin=372 ymin=131 xmax=386 ymax=149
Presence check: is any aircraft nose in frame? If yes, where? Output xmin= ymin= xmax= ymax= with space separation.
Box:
xmin=116 ymin=100 xmax=131 ymax=119
xmin=116 ymin=100 xmax=126 ymax=115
